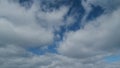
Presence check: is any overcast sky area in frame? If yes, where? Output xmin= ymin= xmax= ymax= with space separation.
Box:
xmin=0 ymin=0 xmax=120 ymax=68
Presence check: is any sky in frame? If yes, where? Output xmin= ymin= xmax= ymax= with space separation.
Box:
xmin=0 ymin=0 xmax=120 ymax=68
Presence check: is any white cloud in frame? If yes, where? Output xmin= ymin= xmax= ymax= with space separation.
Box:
xmin=0 ymin=0 xmax=69 ymax=47
xmin=0 ymin=46 xmax=120 ymax=68
xmin=58 ymin=8 xmax=120 ymax=58
xmin=0 ymin=17 xmax=54 ymax=47
xmin=0 ymin=0 xmax=120 ymax=68
xmin=36 ymin=6 xmax=69 ymax=30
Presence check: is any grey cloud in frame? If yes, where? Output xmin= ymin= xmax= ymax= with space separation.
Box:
xmin=0 ymin=0 xmax=120 ymax=68
xmin=36 ymin=6 xmax=69 ymax=30
xmin=0 ymin=18 xmax=54 ymax=46
xmin=58 ymin=8 xmax=120 ymax=59
xmin=0 ymin=44 xmax=119 ymax=68
xmin=86 ymin=0 xmax=120 ymax=12
xmin=0 ymin=0 xmax=69 ymax=47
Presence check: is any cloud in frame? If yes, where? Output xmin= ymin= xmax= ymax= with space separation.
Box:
xmin=36 ymin=6 xmax=69 ymax=30
xmin=0 ymin=18 xmax=54 ymax=46
xmin=0 ymin=44 xmax=82 ymax=68
xmin=0 ymin=0 xmax=68 ymax=47
xmin=0 ymin=0 xmax=120 ymax=68
xmin=58 ymin=8 xmax=120 ymax=58
xmin=0 ymin=45 xmax=120 ymax=68
xmin=86 ymin=0 xmax=120 ymax=12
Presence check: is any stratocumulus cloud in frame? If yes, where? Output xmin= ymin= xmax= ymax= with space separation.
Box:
xmin=0 ymin=0 xmax=120 ymax=68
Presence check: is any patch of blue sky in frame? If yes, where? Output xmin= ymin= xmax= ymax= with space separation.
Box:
xmin=27 ymin=38 xmax=59 ymax=55
xmin=19 ymin=0 xmax=33 ymax=9
xmin=27 ymin=47 xmax=45 ymax=55
xmin=86 ymin=5 xmax=104 ymax=21
xmin=104 ymin=55 xmax=120 ymax=63
xmin=27 ymin=44 xmax=58 ymax=55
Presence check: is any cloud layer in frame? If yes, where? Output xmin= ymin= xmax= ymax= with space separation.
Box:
xmin=0 ymin=0 xmax=120 ymax=68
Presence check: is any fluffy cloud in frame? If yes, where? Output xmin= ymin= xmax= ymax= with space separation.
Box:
xmin=36 ymin=6 xmax=69 ymax=30
xmin=0 ymin=45 xmax=120 ymax=68
xmin=0 ymin=0 xmax=120 ymax=68
xmin=0 ymin=44 xmax=82 ymax=68
xmin=0 ymin=18 xmax=54 ymax=46
xmin=0 ymin=0 xmax=69 ymax=47
xmin=58 ymin=7 xmax=120 ymax=59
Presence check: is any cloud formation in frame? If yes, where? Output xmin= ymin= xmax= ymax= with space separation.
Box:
xmin=0 ymin=0 xmax=120 ymax=68
xmin=0 ymin=0 xmax=69 ymax=47
xmin=58 ymin=8 xmax=120 ymax=58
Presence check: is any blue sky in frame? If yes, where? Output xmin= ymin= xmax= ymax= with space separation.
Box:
xmin=105 ymin=55 xmax=120 ymax=63
xmin=0 ymin=0 xmax=120 ymax=68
